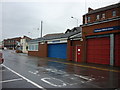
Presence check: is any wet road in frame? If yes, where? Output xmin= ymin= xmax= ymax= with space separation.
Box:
xmin=1 ymin=50 xmax=120 ymax=89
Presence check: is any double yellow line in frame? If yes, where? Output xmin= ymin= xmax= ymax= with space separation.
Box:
xmin=48 ymin=60 xmax=120 ymax=73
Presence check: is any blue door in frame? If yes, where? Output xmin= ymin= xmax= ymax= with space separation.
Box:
xmin=48 ymin=43 xmax=67 ymax=59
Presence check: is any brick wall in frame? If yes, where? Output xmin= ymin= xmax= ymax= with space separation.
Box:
xmin=82 ymin=20 xmax=120 ymax=37
xmin=67 ymin=40 xmax=83 ymax=62
xmin=28 ymin=42 xmax=47 ymax=57
xmin=83 ymin=6 xmax=120 ymax=24
xmin=39 ymin=42 xmax=47 ymax=57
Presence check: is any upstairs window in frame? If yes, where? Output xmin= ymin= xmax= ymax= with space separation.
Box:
xmin=96 ymin=15 xmax=100 ymax=20
xmin=102 ymin=13 xmax=105 ymax=19
xmin=87 ymin=17 xmax=90 ymax=22
xmin=112 ymin=10 xmax=116 ymax=17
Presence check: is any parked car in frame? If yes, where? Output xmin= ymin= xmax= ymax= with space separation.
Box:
xmin=0 ymin=52 xmax=4 ymax=64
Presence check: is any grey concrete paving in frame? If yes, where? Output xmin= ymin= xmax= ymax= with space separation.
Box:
xmin=1 ymin=50 xmax=120 ymax=89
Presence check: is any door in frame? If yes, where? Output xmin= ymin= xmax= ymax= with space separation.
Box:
xmin=48 ymin=43 xmax=67 ymax=59
xmin=76 ymin=46 xmax=81 ymax=62
xmin=115 ymin=33 xmax=120 ymax=67
xmin=87 ymin=37 xmax=110 ymax=65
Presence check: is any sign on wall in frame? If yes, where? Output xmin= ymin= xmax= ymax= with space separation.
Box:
xmin=94 ymin=26 xmax=120 ymax=33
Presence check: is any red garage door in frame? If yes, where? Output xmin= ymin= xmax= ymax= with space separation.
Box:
xmin=87 ymin=37 xmax=110 ymax=65
xmin=115 ymin=33 xmax=120 ymax=67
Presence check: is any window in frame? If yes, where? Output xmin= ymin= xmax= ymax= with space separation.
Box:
xmin=96 ymin=15 xmax=100 ymax=20
xmin=35 ymin=45 xmax=38 ymax=50
xmin=102 ymin=13 xmax=105 ymax=18
xmin=87 ymin=17 xmax=90 ymax=22
xmin=28 ymin=44 xmax=38 ymax=51
xmin=112 ymin=10 xmax=116 ymax=17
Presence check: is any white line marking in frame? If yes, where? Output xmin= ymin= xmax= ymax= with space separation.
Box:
xmin=2 ymin=64 xmax=46 ymax=90
xmin=74 ymin=74 xmax=93 ymax=81
xmin=0 ymin=78 xmax=23 ymax=83
xmin=29 ymin=71 xmax=38 ymax=75
xmin=41 ymin=78 xmax=66 ymax=87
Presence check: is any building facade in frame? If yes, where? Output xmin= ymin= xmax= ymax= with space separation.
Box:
xmin=20 ymin=36 xmax=31 ymax=53
xmin=82 ymin=3 xmax=120 ymax=66
xmin=4 ymin=37 xmax=21 ymax=50
xmin=28 ymin=27 xmax=82 ymax=60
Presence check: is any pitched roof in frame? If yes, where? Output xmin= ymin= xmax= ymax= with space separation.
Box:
xmin=43 ymin=33 xmax=64 ymax=37
xmin=28 ymin=27 xmax=81 ymax=43
xmin=85 ymin=2 xmax=120 ymax=15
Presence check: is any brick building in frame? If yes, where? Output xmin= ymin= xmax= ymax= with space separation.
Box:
xmin=82 ymin=3 xmax=120 ymax=66
xmin=28 ymin=27 xmax=82 ymax=60
xmin=4 ymin=37 xmax=21 ymax=50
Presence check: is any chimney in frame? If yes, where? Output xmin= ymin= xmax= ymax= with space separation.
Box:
xmin=88 ymin=7 xmax=93 ymax=12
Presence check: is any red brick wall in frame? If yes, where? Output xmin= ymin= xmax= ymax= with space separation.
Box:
xmin=67 ymin=40 xmax=72 ymax=61
xmin=28 ymin=51 xmax=39 ymax=57
xmin=28 ymin=42 xmax=47 ymax=57
xmin=67 ymin=40 xmax=83 ymax=62
xmin=82 ymin=20 xmax=120 ymax=37
xmin=83 ymin=7 xmax=120 ymax=24
xmin=39 ymin=43 xmax=47 ymax=57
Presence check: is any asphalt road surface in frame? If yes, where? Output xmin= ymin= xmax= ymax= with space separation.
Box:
xmin=1 ymin=50 xmax=120 ymax=90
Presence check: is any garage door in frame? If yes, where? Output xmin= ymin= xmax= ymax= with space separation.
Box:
xmin=48 ymin=43 xmax=67 ymax=59
xmin=115 ymin=33 xmax=120 ymax=67
xmin=87 ymin=37 xmax=110 ymax=65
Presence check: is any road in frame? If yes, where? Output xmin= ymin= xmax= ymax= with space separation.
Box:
xmin=1 ymin=50 xmax=120 ymax=89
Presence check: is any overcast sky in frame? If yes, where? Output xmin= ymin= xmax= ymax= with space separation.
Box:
xmin=0 ymin=0 xmax=119 ymax=41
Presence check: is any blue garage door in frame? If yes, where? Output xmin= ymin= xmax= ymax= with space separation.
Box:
xmin=48 ymin=43 xmax=67 ymax=59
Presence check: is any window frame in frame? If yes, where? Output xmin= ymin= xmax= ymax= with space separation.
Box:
xmin=87 ymin=17 xmax=91 ymax=22
xmin=112 ymin=10 xmax=116 ymax=17
xmin=96 ymin=14 xmax=100 ymax=20
xmin=28 ymin=44 xmax=38 ymax=51
xmin=102 ymin=13 xmax=105 ymax=19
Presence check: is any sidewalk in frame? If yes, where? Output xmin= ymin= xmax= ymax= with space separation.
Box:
xmin=15 ymin=51 xmax=120 ymax=73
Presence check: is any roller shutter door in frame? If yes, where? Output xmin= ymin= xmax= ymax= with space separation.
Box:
xmin=115 ymin=33 xmax=120 ymax=67
xmin=48 ymin=43 xmax=67 ymax=59
xmin=87 ymin=37 xmax=110 ymax=65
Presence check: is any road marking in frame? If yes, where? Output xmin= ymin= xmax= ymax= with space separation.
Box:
xmin=2 ymin=64 xmax=46 ymax=90
xmin=0 ymin=78 xmax=23 ymax=83
xmin=41 ymin=78 xmax=66 ymax=87
xmin=29 ymin=71 xmax=38 ymax=75
xmin=74 ymin=74 xmax=94 ymax=81
xmin=47 ymin=60 xmax=120 ymax=73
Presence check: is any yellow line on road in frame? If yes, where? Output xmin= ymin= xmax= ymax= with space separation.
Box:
xmin=48 ymin=60 xmax=120 ymax=73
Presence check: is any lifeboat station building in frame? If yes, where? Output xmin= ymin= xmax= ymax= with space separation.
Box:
xmin=82 ymin=3 xmax=120 ymax=66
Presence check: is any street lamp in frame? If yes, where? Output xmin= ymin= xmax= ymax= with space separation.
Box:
xmin=71 ymin=16 xmax=78 ymax=27
xmin=38 ymin=21 xmax=43 ymax=38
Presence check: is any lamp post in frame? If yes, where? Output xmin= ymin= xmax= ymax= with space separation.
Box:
xmin=38 ymin=21 xmax=43 ymax=38
xmin=71 ymin=16 xmax=78 ymax=27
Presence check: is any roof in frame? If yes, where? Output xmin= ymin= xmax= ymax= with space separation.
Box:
xmin=85 ymin=2 xmax=120 ymax=15
xmin=43 ymin=33 xmax=64 ymax=37
xmin=28 ymin=27 xmax=81 ymax=43
xmin=69 ymin=33 xmax=82 ymax=39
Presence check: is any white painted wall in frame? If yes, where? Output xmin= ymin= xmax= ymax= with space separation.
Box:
xmin=20 ymin=39 xmax=28 ymax=53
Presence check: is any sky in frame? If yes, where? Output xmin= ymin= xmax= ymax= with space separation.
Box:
xmin=0 ymin=0 xmax=119 ymax=41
